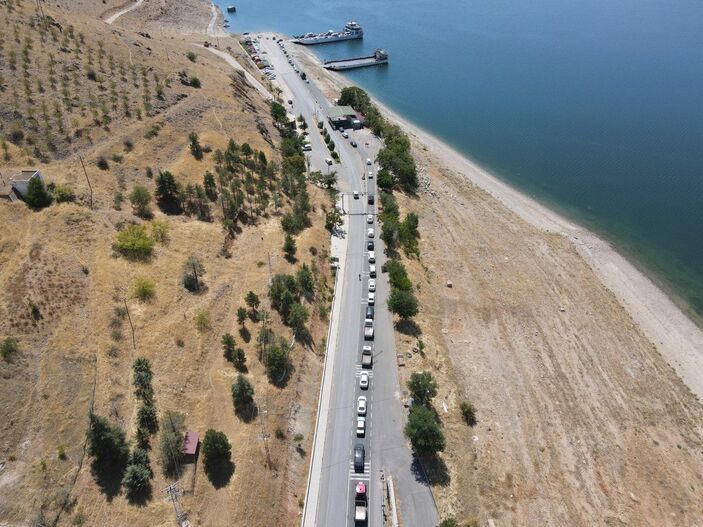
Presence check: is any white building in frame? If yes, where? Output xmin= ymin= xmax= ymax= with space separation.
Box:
xmin=0 ymin=170 xmax=44 ymax=202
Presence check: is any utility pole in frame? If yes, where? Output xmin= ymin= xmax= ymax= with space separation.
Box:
xmin=78 ymin=155 xmax=93 ymax=210
xmin=164 ymin=483 xmax=190 ymax=527
xmin=123 ymin=299 xmax=136 ymax=350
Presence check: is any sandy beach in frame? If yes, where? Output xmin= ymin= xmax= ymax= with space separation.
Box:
xmin=288 ymin=43 xmax=703 ymax=402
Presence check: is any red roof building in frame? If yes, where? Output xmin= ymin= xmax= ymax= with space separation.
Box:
xmin=182 ymin=431 xmax=199 ymax=456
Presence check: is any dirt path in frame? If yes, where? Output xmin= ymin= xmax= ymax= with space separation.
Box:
xmin=207 ymin=3 xmax=228 ymax=37
xmin=105 ymin=0 xmax=144 ymax=25
xmin=196 ymin=44 xmax=273 ymax=101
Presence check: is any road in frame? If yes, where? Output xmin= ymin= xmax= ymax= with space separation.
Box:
xmin=104 ymin=0 xmax=144 ymax=25
xmin=255 ymin=34 xmax=438 ymax=527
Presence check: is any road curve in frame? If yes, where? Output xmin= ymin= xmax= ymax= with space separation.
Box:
xmin=105 ymin=0 xmax=144 ymax=25
xmin=195 ymin=44 xmax=273 ymax=101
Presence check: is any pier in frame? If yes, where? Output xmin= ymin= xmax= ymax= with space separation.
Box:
xmin=323 ymin=49 xmax=389 ymax=71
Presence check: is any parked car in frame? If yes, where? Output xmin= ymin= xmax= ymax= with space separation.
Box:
xmin=367 ymin=214 xmax=373 ymax=224
xmin=368 ymin=194 xmax=375 ymax=205
xmin=354 ymin=443 xmax=365 ymax=472
xmin=360 ymin=372 xmax=369 ymax=389
xmin=369 ymin=264 xmax=376 ymax=278
xmin=367 ymin=228 xmax=374 ymax=238
xmin=368 ymin=251 xmax=375 ymax=263
xmin=368 ymin=292 xmax=375 ymax=305
xmin=351 ymin=140 xmax=358 ymax=147
xmin=368 ymin=279 xmax=376 ymax=292
xmin=357 ymin=396 xmax=367 ymax=416
xmin=363 ymin=318 xmax=374 ymax=340
xmin=367 ymin=170 xmax=373 ymax=178
xmin=366 ymin=158 xmax=372 ymax=165
xmin=326 ymin=158 xmax=333 ymax=166
xmin=367 ymin=240 xmax=374 ymax=251
xmin=287 ymin=99 xmax=293 ymax=105
xmin=356 ymin=416 xmax=366 ymax=437
xmin=353 ymin=190 xmax=360 ymax=199
xmin=366 ymin=306 xmax=375 ymax=319
xmin=342 ymin=131 xmax=349 ymax=138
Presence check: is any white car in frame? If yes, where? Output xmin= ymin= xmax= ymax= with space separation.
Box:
xmin=356 ymin=416 xmax=366 ymax=437
xmin=369 ymin=264 xmax=376 ymax=278
xmin=368 ymin=251 xmax=375 ymax=263
xmin=367 ymin=228 xmax=374 ymax=238
xmin=367 ymin=214 xmax=373 ymax=224
xmin=368 ymin=292 xmax=375 ymax=305
xmin=368 ymin=279 xmax=376 ymax=292
xmin=353 ymin=190 xmax=360 ymax=199
xmin=342 ymin=131 xmax=349 ymax=138
xmin=366 ymin=158 xmax=372 ymax=165
xmin=359 ymin=372 xmax=369 ymax=389
xmin=368 ymin=171 xmax=374 ymax=179
xmin=357 ymin=396 xmax=367 ymax=416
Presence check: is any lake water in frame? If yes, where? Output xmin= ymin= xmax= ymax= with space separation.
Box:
xmin=217 ymin=0 xmax=703 ymax=320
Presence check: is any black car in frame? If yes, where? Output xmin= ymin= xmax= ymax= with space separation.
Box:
xmin=350 ymin=140 xmax=358 ymax=147
xmin=368 ymin=194 xmax=375 ymax=205
xmin=366 ymin=306 xmax=375 ymax=319
xmin=367 ymin=240 xmax=374 ymax=250
xmin=354 ymin=443 xmax=365 ymax=472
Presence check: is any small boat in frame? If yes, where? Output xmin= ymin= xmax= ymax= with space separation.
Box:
xmin=227 ymin=5 xmax=236 ymax=12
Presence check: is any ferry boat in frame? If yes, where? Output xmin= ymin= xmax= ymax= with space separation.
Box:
xmin=291 ymin=21 xmax=363 ymax=45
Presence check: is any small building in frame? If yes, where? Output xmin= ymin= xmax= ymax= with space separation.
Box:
xmin=182 ymin=431 xmax=200 ymax=463
xmin=327 ymin=105 xmax=358 ymax=130
xmin=0 ymin=169 xmax=44 ymax=202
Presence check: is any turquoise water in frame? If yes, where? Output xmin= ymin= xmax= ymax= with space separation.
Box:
xmin=218 ymin=0 xmax=703 ymax=320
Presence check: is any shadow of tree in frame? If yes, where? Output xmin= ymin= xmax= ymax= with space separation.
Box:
xmin=295 ymin=445 xmax=307 ymax=458
xmin=125 ymin=482 xmax=153 ymax=506
xmin=395 ymin=318 xmax=422 ymax=337
xmin=234 ymin=403 xmax=258 ymax=423
xmin=239 ymin=326 xmax=251 ymax=343
xmin=205 ymin=459 xmax=235 ymax=489
xmin=410 ymin=453 xmax=450 ymax=487
xmin=90 ymin=459 xmax=127 ymax=501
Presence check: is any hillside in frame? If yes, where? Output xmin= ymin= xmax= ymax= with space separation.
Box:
xmin=0 ymin=1 xmax=330 ymax=526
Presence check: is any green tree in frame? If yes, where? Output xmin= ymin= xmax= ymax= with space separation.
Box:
xmin=404 ymin=405 xmax=445 ymax=455
xmin=407 ymin=371 xmax=438 ymax=406
xmin=283 ymin=234 xmax=297 ymax=260
xmin=231 ymin=374 xmax=254 ymax=414
xmin=159 ymin=411 xmax=185 ymax=476
xmin=245 ymin=291 xmax=260 ymax=313
xmin=296 ymin=264 xmax=314 ymax=299
xmin=287 ymin=302 xmax=308 ymax=332
xmin=264 ymin=342 xmax=289 ymax=385
xmin=86 ymin=412 xmax=129 ymax=475
xmin=439 ymin=519 xmax=459 ymax=527
xmin=182 ymin=255 xmax=206 ymax=292
xmin=385 ymin=260 xmax=413 ymax=291
xmin=129 ymin=185 xmax=152 ymax=218
xmin=388 ymin=288 xmax=419 ymax=319
xmin=114 ymin=224 xmax=154 ymax=261
xmin=137 ymin=404 xmax=158 ymax=434
xmin=132 ymin=357 xmax=154 ymax=401
xmin=1 ymin=337 xmax=18 ymax=360
xmin=270 ymin=101 xmax=287 ymax=126
xmin=122 ymin=463 xmax=151 ymax=500
xmin=155 ymin=171 xmax=181 ymax=213
xmin=203 ymin=171 xmax=217 ymax=201
xmin=24 ymin=176 xmax=52 ymax=209
xmin=236 ymin=307 xmax=247 ymax=325
xmin=202 ymin=429 xmax=233 ymax=486
xmin=189 ymin=131 xmax=203 ymax=160
xmin=241 ymin=143 xmax=252 ymax=159
xmin=325 ymin=208 xmax=343 ymax=232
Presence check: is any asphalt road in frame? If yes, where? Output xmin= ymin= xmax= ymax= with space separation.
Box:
xmin=256 ymin=34 xmax=438 ymax=527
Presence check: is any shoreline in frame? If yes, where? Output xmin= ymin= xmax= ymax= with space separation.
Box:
xmin=285 ymin=40 xmax=703 ymax=400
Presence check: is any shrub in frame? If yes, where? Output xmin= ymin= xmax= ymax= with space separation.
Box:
xmin=111 ymin=153 xmax=123 ymax=163
xmin=188 ymin=132 xmax=203 ymax=160
xmin=52 ymin=183 xmax=75 ymax=203
xmin=57 ymin=445 xmax=67 ymax=460
xmin=460 ymin=401 xmax=477 ymax=427
xmin=293 ymin=433 xmax=304 ymax=446
xmin=129 ymin=186 xmax=152 ymax=218
xmin=407 ymin=371 xmax=438 ymax=407
xmin=1 ymin=337 xmax=19 ymax=360
xmin=186 ymin=51 xmax=197 ymax=63
xmin=114 ymin=224 xmax=154 ymax=260
xmin=189 ymin=76 xmax=201 ymax=88
xmin=194 ymin=310 xmax=211 ymax=331
xmin=245 ymin=291 xmax=260 ymax=313
xmin=131 ymin=276 xmax=156 ymax=302
xmin=182 ymin=255 xmax=206 ymax=292
xmin=439 ymin=519 xmax=459 ymax=527
xmin=404 ymin=405 xmax=445 ymax=455
xmin=96 ymin=156 xmax=109 ymax=170
xmin=138 ymin=404 xmax=158 ymax=433
xmin=150 ymin=219 xmax=169 ymax=244
xmin=283 ymin=234 xmax=297 ymax=260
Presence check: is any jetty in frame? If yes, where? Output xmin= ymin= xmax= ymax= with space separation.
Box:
xmin=323 ymin=49 xmax=388 ymax=71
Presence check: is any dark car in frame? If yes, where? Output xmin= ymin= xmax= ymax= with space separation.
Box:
xmin=350 ymin=140 xmax=358 ymax=147
xmin=366 ymin=306 xmax=375 ymax=319
xmin=354 ymin=443 xmax=365 ymax=472
xmin=368 ymin=194 xmax=375 ymax=205
xmin=367 ymin=240 xmax=374 ymax=251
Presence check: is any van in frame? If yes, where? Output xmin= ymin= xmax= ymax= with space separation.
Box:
xmin=325 ymin=158 xmax=333 ymax=166
xmin=368 ymin=251 xmax=375 ymax=264
xmin=302 ymin=142 xmax=312 ymax=151
xmin=369 ymin=264 xmax=376 ymax=277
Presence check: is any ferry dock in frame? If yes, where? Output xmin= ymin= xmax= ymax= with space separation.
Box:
xmin=323 ymin=49 xmax=389 ymax=71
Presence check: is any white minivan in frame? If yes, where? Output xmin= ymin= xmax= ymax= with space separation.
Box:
xmin=369 ymin=264 xmax=376 ymax=278
xmin=368 ymin=251 xmax=375 ymax=263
